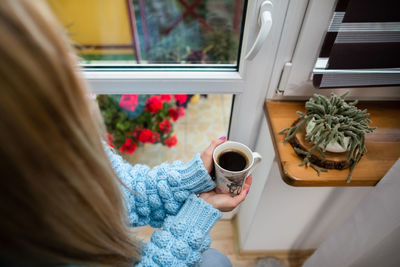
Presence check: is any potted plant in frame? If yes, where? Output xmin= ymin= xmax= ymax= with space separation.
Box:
xmin=279 ymin=92 xmax=376 ymax=182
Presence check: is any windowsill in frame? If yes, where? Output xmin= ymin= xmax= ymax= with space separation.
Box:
xmin=264 ymin=100 xmax=400 ymax=187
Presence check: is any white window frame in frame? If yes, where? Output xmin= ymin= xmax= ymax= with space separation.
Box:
xmin=266 ymin=0 xmax=400 ymax=101
xmin=84 ymin=70 xmax=244 ymax=94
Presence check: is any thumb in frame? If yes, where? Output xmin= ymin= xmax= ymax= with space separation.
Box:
xmin=209 ymin=137 xmax=226 ymax=150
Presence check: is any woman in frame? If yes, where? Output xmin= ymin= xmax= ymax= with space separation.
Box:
xmin=0 ymin=0 xmax=251 ymax=266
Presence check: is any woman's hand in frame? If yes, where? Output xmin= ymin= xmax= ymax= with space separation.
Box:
xmin=200 ymin=137 xmax=226 ymax=173
xmin=200 ymin=175 xmax=252 ymax=212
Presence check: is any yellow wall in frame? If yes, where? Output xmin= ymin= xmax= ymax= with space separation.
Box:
xmin=47 ymin=0 xmax=134 ymax=55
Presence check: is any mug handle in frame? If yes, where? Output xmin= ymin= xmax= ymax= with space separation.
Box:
xmin=247 ymin=152 xmax=262 ymax=175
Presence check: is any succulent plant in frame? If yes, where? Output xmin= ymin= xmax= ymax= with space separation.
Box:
xmin=279 ymin=92 xmax=376 ymax=182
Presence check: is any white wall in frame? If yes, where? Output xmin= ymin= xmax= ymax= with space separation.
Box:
xmin=304 ymin=160 xmax=400 ymax=267
xmin=237 ymin=115 xmax=373 ymax=251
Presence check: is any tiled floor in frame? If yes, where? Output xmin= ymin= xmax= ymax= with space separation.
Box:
xmin=124 ymin=94 xmax=232 ymax=166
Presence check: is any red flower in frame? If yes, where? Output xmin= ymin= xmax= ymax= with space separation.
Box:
xmin=159 ymin=119 xmax=172 ymax=134
xmin=119 ymin=95 xmax=138 ymax=111
xmin=168 ymin=107 xmax=185 ymax=121
xmin=145 ymin=96 xmax=163 ymax=113
xmin=164 ymin=136 xmax=177 ymax=147
xmin=174 ymin=94 xmax=188 ymax=105
xmin=138 ymin=129 xmax=156 ymax=143
xmin=120 ymin=138 xmax=137 ymax=154
xmin=168 ymin=107 xmax=179 ymax=121
xmin=105 ymin=133 xmax=114 ymax=148
xmin=161 ymin=94 xmax=172 ymax=102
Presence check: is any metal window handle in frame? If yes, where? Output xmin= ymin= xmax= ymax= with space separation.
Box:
xmin=245 ymin=1 xmax=273 ymax=60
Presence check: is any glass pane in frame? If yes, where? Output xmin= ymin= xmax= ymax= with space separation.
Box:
xmin=47 ymin=0 xmax=245 ymax=66
xmin=97 ymin=94 xmax=232 ymax=166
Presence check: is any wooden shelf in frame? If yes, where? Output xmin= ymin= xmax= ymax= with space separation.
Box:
xmin=265 ymin=100 xmax=400 ymax=187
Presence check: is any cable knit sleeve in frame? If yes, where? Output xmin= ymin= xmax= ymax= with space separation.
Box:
xmin=136 ymin=195 xmax=222 ymax=267
xmin=104 ymin=146 xmax=216 ymax=228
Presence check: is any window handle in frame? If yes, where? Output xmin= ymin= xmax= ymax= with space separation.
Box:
xmin=245 ymin=1 xmax=273 ymax=60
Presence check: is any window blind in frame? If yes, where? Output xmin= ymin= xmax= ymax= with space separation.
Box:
xmin=312 ymin=0 xmax=400 ymax=89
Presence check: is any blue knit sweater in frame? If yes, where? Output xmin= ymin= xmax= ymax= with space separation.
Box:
xmin=104 ymin=148 xmax=222 ymax=267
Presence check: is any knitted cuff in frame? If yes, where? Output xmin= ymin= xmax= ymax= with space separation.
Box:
xmin=174 ymin=153 xmax=216 ymax=194
xmin=137 ymin=196 xmax=221 ymax=267
xmin=165 ymin=195 xmax=222 ymax=239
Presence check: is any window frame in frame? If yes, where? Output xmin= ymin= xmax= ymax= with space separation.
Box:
xmin=266 ymin=0 xmax=400 ymax=101
xmin=84 ymin=70 xmax=245 ymax=94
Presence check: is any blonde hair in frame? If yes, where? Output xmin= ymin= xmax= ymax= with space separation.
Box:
xmin=0 ymin=0 xmax=140 ymax=265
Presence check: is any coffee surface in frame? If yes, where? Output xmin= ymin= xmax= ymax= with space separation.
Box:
xmin=217 ymin=150 xmax=248 ymax=171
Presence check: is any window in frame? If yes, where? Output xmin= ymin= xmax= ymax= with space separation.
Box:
xmin=269 ymin=0 xmax=400 ymax=100
xmin=313 ymin=0 xmax=400 ymax=89
xmin=48 ymin=0 xmax=244 ymax=67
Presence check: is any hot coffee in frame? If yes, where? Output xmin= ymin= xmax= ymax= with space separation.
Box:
xmin=213 ymin=141 xmax=262 ymax=195
xmin=217 ymin=149 xmax=249 ymax=172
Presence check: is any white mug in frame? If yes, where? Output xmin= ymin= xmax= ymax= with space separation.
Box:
xmin=213 ymin=141 xmax=262 ymax=195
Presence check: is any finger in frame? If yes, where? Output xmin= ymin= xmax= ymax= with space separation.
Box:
xmin=209 ymin=138 xmax=226 ymax=150
xmin=203 ymin=139 xmax=223 ymax=157
xmin=244 ymin=175 xmax=253 ymax=186
xmin=232 ymin=186 xmax=248 ymax=205
xmin=227 ymin=175 xmax=252 ymax=206
xmin=241 ymin=182 xmax=251 ymax=196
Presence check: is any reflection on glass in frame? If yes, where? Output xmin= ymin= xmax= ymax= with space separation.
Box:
xmin=97 ymin=94 xmax=232 ymax=166
xmin=47 ymin=0 xmax=244 ymax=65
